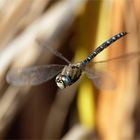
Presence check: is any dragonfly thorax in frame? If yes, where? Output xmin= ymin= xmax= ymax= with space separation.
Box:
xmin=55 ymin=63 xmax=82 ymax=89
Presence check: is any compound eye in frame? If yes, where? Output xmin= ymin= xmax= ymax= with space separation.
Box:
xmin=62 ymin=76 xmax=71 ymax=85
xmin=56 ymin=81 xmax=65 ymax=89
xmin=55 ymin=75 xmax=71 ymax=89
xmin=55 ymin=75 xmax=65 ymax=89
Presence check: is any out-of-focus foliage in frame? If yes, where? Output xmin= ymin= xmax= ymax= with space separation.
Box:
xmin=0 ymin=0 xmax=140 ymax=140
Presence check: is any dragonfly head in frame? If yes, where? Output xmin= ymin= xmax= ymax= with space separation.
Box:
xmin=55 ymin=74 xmax=71 ymax=89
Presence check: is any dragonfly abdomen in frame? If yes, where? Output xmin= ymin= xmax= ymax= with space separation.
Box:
xmin=82 ymin=32 xmax=128 ymax=65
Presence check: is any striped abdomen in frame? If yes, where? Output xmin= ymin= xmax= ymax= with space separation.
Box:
xmin=81 ymin=32 xmax=128 ymax=66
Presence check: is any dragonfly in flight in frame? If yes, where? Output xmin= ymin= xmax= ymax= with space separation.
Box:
xmin=7 ymin=32 xmax=136 ymax=89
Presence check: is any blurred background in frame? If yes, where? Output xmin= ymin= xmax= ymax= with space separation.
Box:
xmin=0 ymin=0 xmax=140 ymax=139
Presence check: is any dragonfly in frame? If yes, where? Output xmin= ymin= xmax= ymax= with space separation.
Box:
xmin=7 ymin=32 xmax=132 ymax=89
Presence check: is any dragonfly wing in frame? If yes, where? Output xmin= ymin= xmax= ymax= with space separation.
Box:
xmin=84 ymin=67 xmax=116 ymax=90
xmin=6 ymin=64 xmax=64 ymax=86
xmin=92 ymin=51 xmax=140 ymax=65
xmin=36 ymin=39 xmax=71 ymax=64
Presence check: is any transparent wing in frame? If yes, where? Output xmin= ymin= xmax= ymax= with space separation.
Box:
xmin=36 ymin=39 xmax=71 ymax=64
xmin=6 ymin=64 xmax=65 ymax=86
xmin=84 ymin=51 xmax=140 ymax=90
xmin=92 ymin=51 xmax=140 ymax=65
xmin=84 ymin=67 xmax=116 ymax=90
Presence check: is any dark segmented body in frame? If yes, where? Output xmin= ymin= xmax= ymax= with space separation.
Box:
xmin=81 ymin=32 xmax=128 ymax=66
xmin=56 ymin=32 xmax=128 ymax=89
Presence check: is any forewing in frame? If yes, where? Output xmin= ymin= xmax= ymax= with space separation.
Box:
xmin=36 ymin=39 xmax=71 ymax=64
xmin=92 ymin=51 xmax=140 ymax=65
xmin=84 ymin=52 xmax=140 ymax=90
xmin=84 ymin=67 xmax=116 ymax=90
xmin=6 ymin=64 xmax=64 ymax=86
